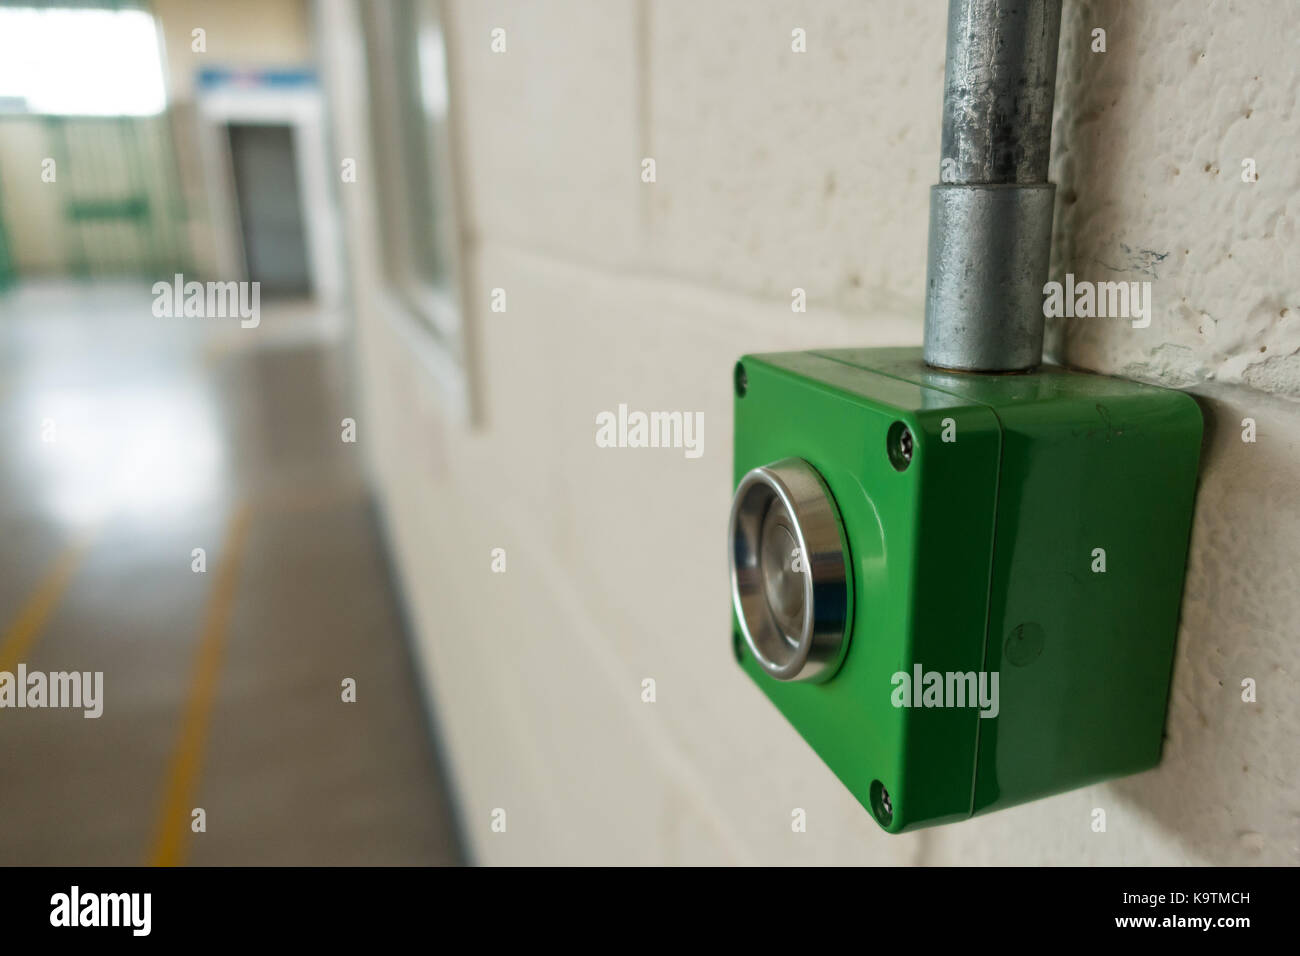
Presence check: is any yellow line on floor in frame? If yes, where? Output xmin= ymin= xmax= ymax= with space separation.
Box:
xmin=0 ymin=540 xmax=90 ymax=675
xmin=148 ymin=502 xmax=253 ymax=867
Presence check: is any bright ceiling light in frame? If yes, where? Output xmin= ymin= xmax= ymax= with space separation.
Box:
xmin=0 ymin=7 xmax=167 ymax=116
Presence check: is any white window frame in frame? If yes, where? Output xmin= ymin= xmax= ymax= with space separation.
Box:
xmin=352 ymin=0 xmax=477 ymax=420
xmin=317 ymin=0 xmax=478 ymax=422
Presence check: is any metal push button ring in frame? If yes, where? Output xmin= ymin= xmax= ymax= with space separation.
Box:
xmin=728 ymin=459 xmax=851 ymax=682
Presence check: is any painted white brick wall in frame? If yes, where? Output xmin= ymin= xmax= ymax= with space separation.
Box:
xmin=327 ymin=0 xmax=1300 ymax=864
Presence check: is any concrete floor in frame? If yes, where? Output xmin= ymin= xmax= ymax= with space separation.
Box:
xmin=0 ymin=282 xmax=463 ymax=865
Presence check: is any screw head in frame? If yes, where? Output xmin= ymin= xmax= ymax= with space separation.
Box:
xmin=870 ymin=778 xmax=894 ymax=828
xmin=887 ymin=421 xmax=914 ymax=471
xmin=734 ymin=362 xmax=748 ymax=398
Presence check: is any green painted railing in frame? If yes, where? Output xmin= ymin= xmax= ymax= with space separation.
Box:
xmin=0 ymin=0 xmax=192 ymax=282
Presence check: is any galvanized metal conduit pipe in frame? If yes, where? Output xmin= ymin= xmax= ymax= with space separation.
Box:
xmin=924 ymin=0 xmax=1063 ymax=372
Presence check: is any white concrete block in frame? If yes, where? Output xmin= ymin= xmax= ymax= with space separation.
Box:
xmin=447 ymin=0 xmax=645 ymax=269
xmin=645 ymin=0 xmax=945 ymax=320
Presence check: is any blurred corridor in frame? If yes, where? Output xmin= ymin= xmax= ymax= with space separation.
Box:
xmin=0 ymin=281 xmax=461 ymax=864
xmin=0 ymin=0 xmax=464 ymax=865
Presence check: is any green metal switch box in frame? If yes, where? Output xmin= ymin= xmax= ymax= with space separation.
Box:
xmin=728 ymin=347 xmax=1202 ymax=832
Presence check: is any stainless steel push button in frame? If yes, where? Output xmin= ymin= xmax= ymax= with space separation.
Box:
xmin=728 ymin=458 xmax=851 ymax=682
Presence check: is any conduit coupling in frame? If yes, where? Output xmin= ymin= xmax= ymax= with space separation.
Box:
xmin=923 ymin=0 xmax=1063 ymax=373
